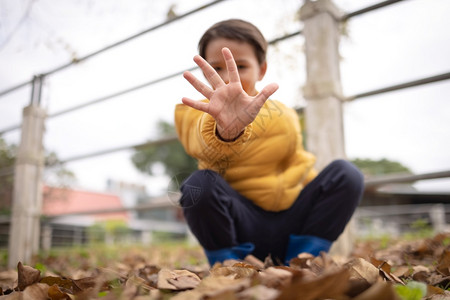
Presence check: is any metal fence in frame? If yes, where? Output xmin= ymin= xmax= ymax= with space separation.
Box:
xmin=0 ymin=0 xmax=449 ymax=265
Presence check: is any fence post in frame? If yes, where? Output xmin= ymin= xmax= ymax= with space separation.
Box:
xmin=8 ymin=76 xmax=46 ymax=269
xmin=300 ymin=0 xmax=354 ymax=256
xmin=300 ymin=0 xmax=346 ymax=170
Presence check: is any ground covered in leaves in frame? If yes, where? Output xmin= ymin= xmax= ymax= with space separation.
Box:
xmin=1 ymin=234 xmax=450 ymax=299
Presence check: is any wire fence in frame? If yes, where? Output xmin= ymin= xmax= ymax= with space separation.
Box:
xmin=0 ymin=0 xmax=448 ymax=173
xmin=0 ymin=0 xmax=449 ymax=251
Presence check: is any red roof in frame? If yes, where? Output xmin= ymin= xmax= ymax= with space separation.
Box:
xmin=42 ymin=186 xmax=129 ymax=222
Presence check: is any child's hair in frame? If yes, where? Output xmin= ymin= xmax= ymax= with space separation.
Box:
xmin=198 ymin=19 xmax=268 ymax=65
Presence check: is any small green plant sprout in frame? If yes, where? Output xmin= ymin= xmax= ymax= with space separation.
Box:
xmin=395 ymin=281 xmax=427 ymax=300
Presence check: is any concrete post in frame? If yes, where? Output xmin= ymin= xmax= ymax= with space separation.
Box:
xmin=41 ymin=224 xmax=52 ymax=251
xmin=8 ymin=77 xmax=46 ymax=269
xmin=300 ymin=0 xmax=354 ymax=256
xmin=300 ymin=0 xmax=346 ymax=170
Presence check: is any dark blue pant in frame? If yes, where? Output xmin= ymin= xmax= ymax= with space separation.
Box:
xmin=180 ymin=159 xmax=364 ymax=262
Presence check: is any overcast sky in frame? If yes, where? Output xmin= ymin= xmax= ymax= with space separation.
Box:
xmin=1 ymin=0 xmax=449 ymax=195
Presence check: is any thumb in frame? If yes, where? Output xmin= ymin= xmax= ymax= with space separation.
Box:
xmin=255 ymin=83 xmax=279 ymax=105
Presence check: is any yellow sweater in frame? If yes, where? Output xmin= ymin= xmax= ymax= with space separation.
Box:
xmin=174 ymin=99 xmax=317 ymax=212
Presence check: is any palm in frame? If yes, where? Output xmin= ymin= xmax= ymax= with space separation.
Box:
xmin=182 ymin=48 xmax=278 ymax=140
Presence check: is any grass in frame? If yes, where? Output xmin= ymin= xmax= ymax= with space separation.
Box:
xmin=0 ymin=240 xmax=206 ymax=273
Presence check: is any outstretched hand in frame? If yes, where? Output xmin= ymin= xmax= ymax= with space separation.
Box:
xmin=182 ymin=47 xmax=279 ymax=141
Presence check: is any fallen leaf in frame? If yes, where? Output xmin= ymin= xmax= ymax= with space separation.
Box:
xmin=371 ymin=257 xmax=404 ymax=284
xmin=39 ymin=276 xmax=81 ymax=294
xmin=17 ymin=262 xmax=40 ymax=291
xmin=210 ymin=264 xmax=258 ymax=279
xmin=276 ymin=267 xmax=350 ymax=300
xmin=47 ymin=284 xmax=71 ymax=300
xmin=437 ymin=249 xmax=450 ymax=276
xmin=352 ymin=281 xmax=401 ymax=300
xmin=157 ymin=268 xmax=200 ymax=290
xmin=244 ymin=255 xmax=265 ymax=270
xmin=22 ymin=283 xmax=49 ymax=300
xmin=237 ymin=284 xmax=280 ymax=300
xmin=258 ymin=267 xmax=293 ymax=289
xmin=345 ymin=257 xmax=380 ymax=284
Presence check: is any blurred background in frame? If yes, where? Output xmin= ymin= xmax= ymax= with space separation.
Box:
xmin=0 ymin=0 xmax=449 ymax=264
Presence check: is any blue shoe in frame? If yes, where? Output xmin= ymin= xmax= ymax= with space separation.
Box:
xmin=285 ymin=235 xmax=332 ymax=265
xmin=204 ymin=243 xmax=255 ymax=266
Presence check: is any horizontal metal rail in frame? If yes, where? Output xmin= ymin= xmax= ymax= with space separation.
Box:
xmin=39 ymin=170 xmax=450 ymax=218
xmin=48 ymin=68 xmax=198 ymax=119
xmin=341 ymin=0 xmax=407 ymax=21
xmin=0 ymin=136 xmax=179 ymax=177
xmin=0 ymin=0 xmax=227 ymax=99
xmin=356 ymin=203 xmax=450 ymax=218
xmin=345 ymin=71 xmax=450 ymax=101
xmin=364 ymin=170 xmax=450 ymax=187
xmin=0 ymin=0 xmax=409 ymax=100
xmin=0 ymin=30 xmax=303 ymax=135
xmin=43 ymin=196 xmax=177 ymax=218
xmin=55 ymin=134 xmax=178 ymax=165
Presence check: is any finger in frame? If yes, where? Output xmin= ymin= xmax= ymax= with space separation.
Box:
xmin=222 ymin=48 xmax=240 ymax=83
xmin=193 ymin=55 xmax=224 ymax=89
xmin=182 ymin=97 xmax=209 ymax=113
xmin=254 ymin=83 xmax=279 ymax=106
xmin=183 ymin=71 xmax=214 ymax=99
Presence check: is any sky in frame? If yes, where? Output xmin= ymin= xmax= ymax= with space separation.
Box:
xmin=0 ymin=0 xmax=449 ymax=196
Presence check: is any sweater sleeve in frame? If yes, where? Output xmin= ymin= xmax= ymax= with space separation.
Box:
xmin=174 ymin=103 xmax=253 ymax=170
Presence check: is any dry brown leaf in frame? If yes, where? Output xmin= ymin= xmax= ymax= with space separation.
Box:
xmin=39 ymin=276 xmax=81 ymax=294
xmin=157 ymin=268 xmax=200 ymax=290
xmin=237 ymin=284 xmax=280 ymax=300
xmin=0 ymin=270 xmax=18 ymax=291
xmin=437 ymin=249 xmax=450 ymax=276
xmin=244 ymin=255 xmax=265 ymax=270
xmin=170 ymin=289 xmax=203 ymax=300
xmin=22 ymin=283 xmax=49 ymax=300
xmin=288 ymin=253 xmax=315 ymax=268
xmin=0 ymin=293 xmax=22 ymax=299
xmin=200 ymin=276 xmax=250 ymax=298
xmin=167 ymin=276 xmax=201 ymax=290
xmin=370 ymin=256 xmax=391 ymax=273
xmin=276 ymin=267 xmax=350 ymax=300
xmin=210 ymin=265 xmax=258 ymax=279
xmin=427 ymin=284 xmax=446 ymax=297
xmin=352 ymin=281 xmax=401 ymax=300
xmin=308 ymin=252 xmax=339 ymax=276
xmin=172 ymin=276 xmax=250 ymax=300
xmin=17 ymin=262 xmax=40 ymax=291
xmin=47 ymin=284 xmax=71 ymax=300
xmin=258 ymin=267 xmax=293 ymax=289
xmin=345 ymin=257 xmax=380 ymax=284
xmin=392 ymin=265 xmax=411 ymax=278
xmin=72 ymin=276 xmax=102 ymax=292
xmin=137 ymin=265 xmax=160 ymax=288
xmin=125 ymin=274 xmax=153 ymax=292
xmin=370 ymin=257 xmax=405 ymax=284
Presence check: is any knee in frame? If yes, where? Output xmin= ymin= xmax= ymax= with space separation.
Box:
xmin=180 ymin=169 xmax=221 ymax=210
xmin=329 ymin=159 xmax=365 ymax=196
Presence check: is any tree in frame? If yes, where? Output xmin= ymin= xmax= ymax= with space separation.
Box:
xmin=350 ymin=158 xmax=412 ymax=177
xmin=0 ymin=136 xmax=76 ymax=213
xmin=0 ymin=138 xmax=16 ymax=213
xmin=131 ymin=120 xmax=197 ymax=187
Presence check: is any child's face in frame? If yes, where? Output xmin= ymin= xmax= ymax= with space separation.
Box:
xmin=204 ymin=38 xmax=267 ymax=96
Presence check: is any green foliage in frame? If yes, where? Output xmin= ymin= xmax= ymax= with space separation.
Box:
xmin=0 ymin=136 xmax=76 ymax=213
xmin=403 ymin=218 xmax=434 ymax=240
xmin=395 ymin=281 xmax=427 ymax=300
xmin=131 ymin=120 xmax=197 ymax=185
xmin=0 ymin=137 xmax=16 ymax=213
xmin=87 ymin=220 xmax=131 ymax=244
xmin=351 ymin=158 xmax=412 ymax=176
xmin=34 ymin=262 xmax=47 ymax=274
